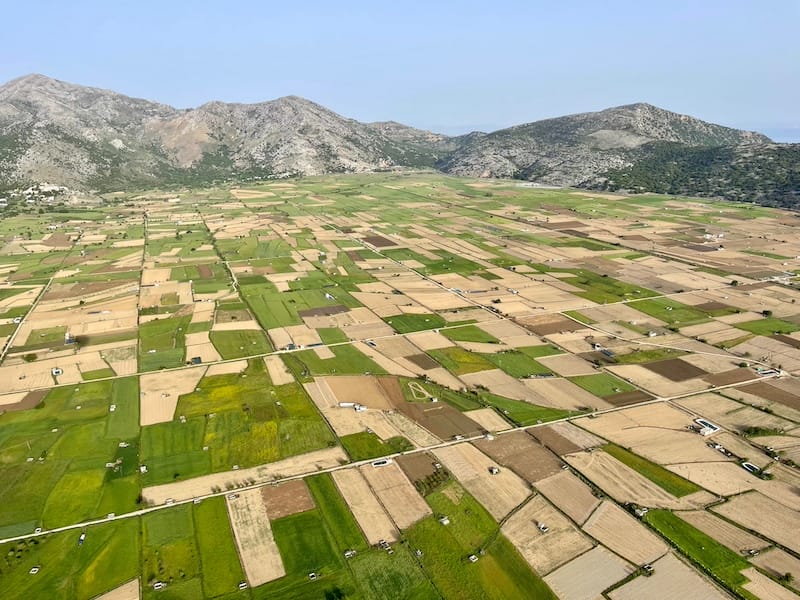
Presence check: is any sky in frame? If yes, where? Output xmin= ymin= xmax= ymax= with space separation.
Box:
xmin=3 ymin=1 xmax=799 ymax=140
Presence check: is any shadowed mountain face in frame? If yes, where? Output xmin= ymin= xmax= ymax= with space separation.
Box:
xmin=1 ymin=74 xmax=796 ymax=207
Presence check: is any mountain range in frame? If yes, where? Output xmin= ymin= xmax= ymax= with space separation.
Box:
xmin=0 ymin=74 xmax=797 ymax=207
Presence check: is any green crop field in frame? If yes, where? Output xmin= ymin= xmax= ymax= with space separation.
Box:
xmin=734 ymin=317 xmax=800 ymax=335
xmin=208 ymin=329 xmax=272 ymax=359
xmin=339 ymin=431 xmax=413 ymax=461
xmin=480 ymin=350 xmax=552 ymax=378
xmin=628 ymin=297 xmax=711 ymax=325
xmin=406 ymin=482 xmax=557 ymax=600
xmin=306 ymin=474 xmax=367 ymax=552
xmin=441 ymin=325 xmax=500 ymax=343
xmin=603 ymin=444 xmax=702 ymax=497
xmin=0 ymin=519 xmax=139 ymax=600
xmin=193 ymin=497 xmax=245 ymax=597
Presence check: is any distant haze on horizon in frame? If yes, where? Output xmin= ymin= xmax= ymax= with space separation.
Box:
xmin=3 ymin=1 xmax=798 ymax=141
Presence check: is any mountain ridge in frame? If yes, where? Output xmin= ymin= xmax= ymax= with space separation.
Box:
xmin=1 ymin=74 xmax=796 ymax=207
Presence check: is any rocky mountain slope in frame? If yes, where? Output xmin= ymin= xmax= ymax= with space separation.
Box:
xmin=439 ymin=103 xmax=771 ymax=185
xmin=0 ymin=74 xmax=796 ymax=207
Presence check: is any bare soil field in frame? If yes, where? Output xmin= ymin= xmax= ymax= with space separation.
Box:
xmin=140 ymin=367 xmax=206 ymax=426
xmin=530 ymin=421 xmax=604 ymax=454
xmin=260 ymin=479 xmax=315 ymax=520
xmin=642 ymin=358 xmax=708 ymax=381
xmin=583 ymin=501 xmax=668 ymax=565
xmin=95 ymin=579 xmax=140 ymax=600
xmin=433 ymin=443 xmax=531 ymax=520
xmin=680 ymin=510 xmax=769 ymax=554
xmin=752 ymin=549 xmax=800 ymax=591
xmin=738 ymin=381 xmax=800 ymax=411
xmin=332 ymin=468 xmax=398 ymax=544
xmin=609 ymin=552 xmax=728 ymax=600
xmin=516 ymin=314 xmax=586 ymax=336
xmin=142 ymin=446 xmax=348 ymax=504
xmin=565 ymin=450 xmax=715 ymax=509
xmin=534 ymin=470 xmax=600 ymax=525
xmin=227 ymin=488 xmax=286 ymax=586
xmin=473 ymin=431 xmax=563 ymax=483
xmin=0 ymin=389 xmax=47 ymax=412
xmin=703 ymin=368 xmax=758 ymax=386
xmin=501 ymin=494 xmax=594 ymax=575
xmin=384 ymin=410 xmax=441 ymax=447
xmin=396 ymin=453 xmax=438 ymax=484
xmin=544 ymin=546 xmax=634 ymax=600
xmin=742 ymin=568 xmax=799 ymax=600
xmin=359 ymin=462 xmax=431 ymax=530
xmin=464 ymin=407 xmax=512 ymax=432
xmin=396 ymin=399 xmax=483 ymax=439
xmin=712 ymin=491 xmax=800 ymax=554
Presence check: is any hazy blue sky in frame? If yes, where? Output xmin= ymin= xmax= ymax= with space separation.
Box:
xmin=3 ymin=1 xmax=798 ymax=140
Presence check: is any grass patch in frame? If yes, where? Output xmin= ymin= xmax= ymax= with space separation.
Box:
xmin=614 ymin=347 xmax=688 ymax=364
xmin=339 ymin=432 xmax=413 ymax=461
xmin=428 ymin=347 xmax=496 ymax=375
xmin=604 ymin=444 xmax=702 ymax=497
xmin=734 ymin=317 xmax=800 ymax=336
xmin=628 ymin=297 xmax=710 ymax=325
xmin=441 ymin=325 xmax=500 ymax=344
xmin=480 ymin=350 xmax=552 ymax=378
xmin=517 ymin=344 xmax=563 ymax=358
xmin=569 ymin=373 xmax=637 ymax=397
xmin=81 ymin=367 xmax=115 ymax=381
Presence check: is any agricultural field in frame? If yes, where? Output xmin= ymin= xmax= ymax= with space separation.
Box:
xmin=1 ymin=173 xmax=800 ymax=598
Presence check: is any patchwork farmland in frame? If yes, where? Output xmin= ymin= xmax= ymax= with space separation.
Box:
xmin=1 ymin=173 xmax=799 ymax=599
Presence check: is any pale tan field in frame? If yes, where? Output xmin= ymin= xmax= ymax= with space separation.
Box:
xmin=205 ymin=360 xmax=247 ymax=376
xmin=544 ymin=546 xmax=634 ymax=600
xmin=226 ymin=488 xmax=285 ymax=586
xmin=742 ymin=568 xmax=799 ymax=600
xmin=606 ymin=364 xmax=708 ymax=397
xmin=536 ymin=353 xmax=597 ymax=376
xmin=264 ymin=355 xmax=294 ymax=385
xmin=582 ymin=501 xmax=668 ymax=565
xmin=459 ymin=369 xmax=533 ymax=401
xmin=384 ymin=411 xmax=441 ymax=447
xmin=212 ymin=320 xmax=263 ymax=331
xmin=677 ymin=393 xmax=795 ymax=435
xmin=142 ymin=446 xmax=348 ymax=504
xmin=464 ymin=407 xmax=512 ymax=432
xmin=666 ymin=461 xmax=755 ymax=496
xmin=359 ymin=462 xmax=431 ymax=530
xmin=522 ymin=377 xmax=611 ymax=410
xmin=565 ymin=450 xmax=715 ymax=509
xmin=501 ymin=494 xmax=594 ymax=575
xmin=752 ymin=549 xmax=800 ymax=591
xmin=332 ymin=468 xmax=398 ymax=544
xmin=534 ymin=470 xmax=600 ymax=525
xmin=433 ymin=443 xmax=531 ymax=520
xmin=547 ymin=421 xmax=605 ymax=449
xmin=712 ymin=491 xmax=800 ymax=554
xmin=680 ymin=510 xmax=769 ymax=553
xmin=140 ymin=367 xmax=206 ymax=426
xmin=95 ymin=578 xmax=140 ymax=600
xmin=609 ymin=553 xmax=728 ymax=600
